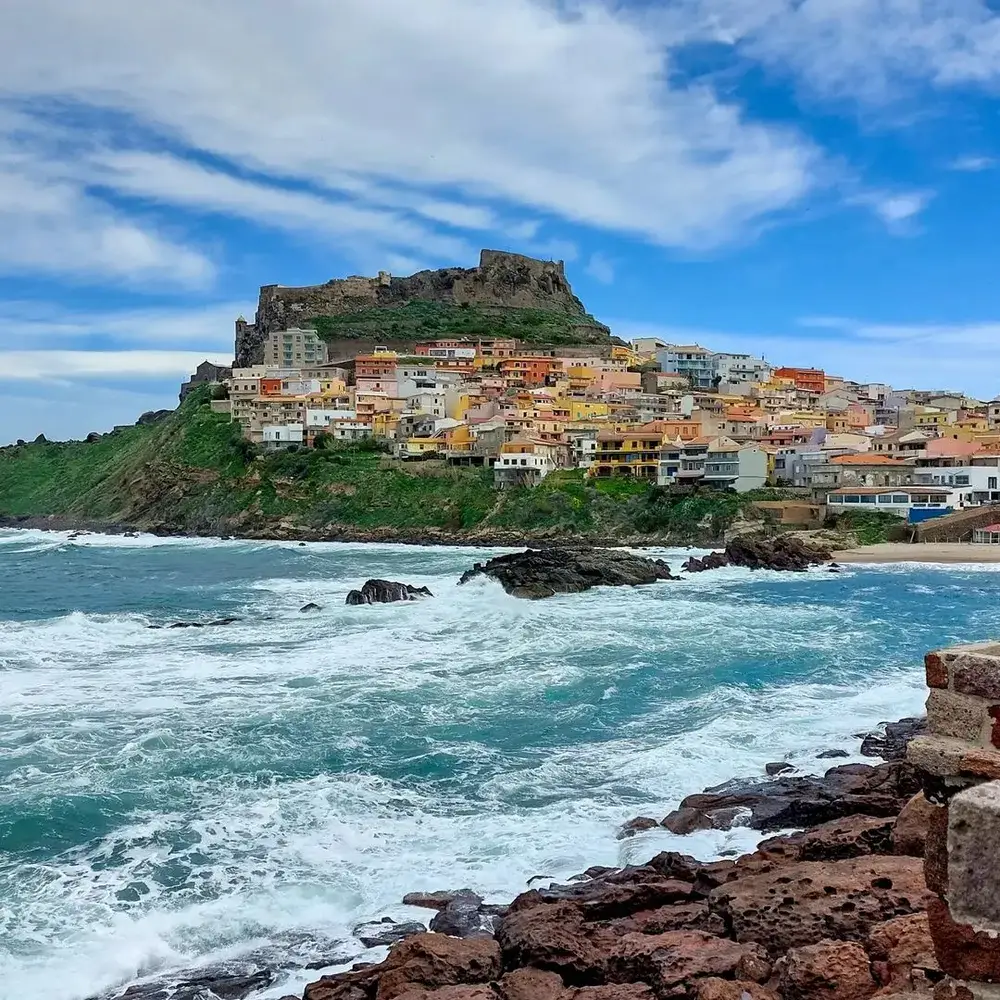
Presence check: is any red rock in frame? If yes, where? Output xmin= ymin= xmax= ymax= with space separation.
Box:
xmin=497 ymin=901 xmax=608 ymax=980
xmin=497 ymin=968 xmax=565 ymax=1000
xmin=926 ymin=653 xmax=949 ymax=690
xmin=709 ymin=856 xmax=934 ymax=957
xmin=662 ymin=806 xmax=714 ymax=834
xmin=779 ymin=940 xmax=877 ymax=1000
xmin=695 ymin=979 xmax=781 ymax=1000
xmin=303 ymin=934 xmax=500 ymax=1000
xmin=866 ymin=913 xmax=939 ymax=991
xmin=571 ymin=988 xmax=656 ymax=999
xmin=927 ymin=898 xmax=1000 ymax=981
xmin=796 ymin=816 xmax=894 ymax=861
xmin=609 ymin=930 xmax=769 ymax=993
xmin=923 ymin=804 xmax=950 ymax=896
xmin=392 ymin=989 xmax=496 ymax=1000
xmin=604 ymin=902 xmax=724 ymax=937
xmin=892 ymin=794 xmax=937 ymax=857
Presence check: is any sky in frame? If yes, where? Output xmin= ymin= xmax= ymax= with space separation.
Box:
xmin=2 ymin=0 xmax=1000 ymax=443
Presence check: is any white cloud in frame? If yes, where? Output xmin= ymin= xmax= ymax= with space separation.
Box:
xmin=848 ymin=188 xmax=934 ymax=233
xmin=0 ymin=151 xmax=213 ymax=287
xmin=584 ymin=252 xmax=616 ymax=284
xmin=0 ymin=0 xmax=819 ymax=252
xmin=949 ymin=155 xmax=996 ymax=171
xmin=0 ymin=301 xmax=248 ymax=351
xmin=0 ymin=350 xmax=232 ymax=382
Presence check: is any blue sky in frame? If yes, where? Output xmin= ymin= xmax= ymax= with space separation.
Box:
xmin=2 ymin=0 xmax=1000 ymax=443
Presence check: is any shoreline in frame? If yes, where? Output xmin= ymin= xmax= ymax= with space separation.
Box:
xmin=0 ymin=513 xmax=713 ymax=550
xmin=833 ymin=541 xmax=1000 ymax=564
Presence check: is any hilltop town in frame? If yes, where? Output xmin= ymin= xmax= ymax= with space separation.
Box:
xmin=177 ymin=249 xmax=1000 ymax=538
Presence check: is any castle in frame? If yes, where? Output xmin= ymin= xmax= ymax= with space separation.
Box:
xmin=234 ymin=250 xmax=600 ymax=367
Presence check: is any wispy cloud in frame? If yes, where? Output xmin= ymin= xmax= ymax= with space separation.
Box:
xmin=848 ymin=189 xmax=934 ymax=234
xmin=584 ymin=252 xmax=616 ymax=285
xmin=949 ymin=155 xmax=996 ymax=172
xmin=0 ymin=350 xmax=233 ymax=382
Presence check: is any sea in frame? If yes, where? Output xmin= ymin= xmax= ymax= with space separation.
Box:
xmin=2 ymin=529 xmax=999 ymax=1000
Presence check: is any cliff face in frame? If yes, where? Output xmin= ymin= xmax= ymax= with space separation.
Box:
xmin=236 ymin=250 xmax=608 ymax=366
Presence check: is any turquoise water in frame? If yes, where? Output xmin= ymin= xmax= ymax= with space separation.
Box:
xmin=2 ymin=530 xmax=999 ymax=999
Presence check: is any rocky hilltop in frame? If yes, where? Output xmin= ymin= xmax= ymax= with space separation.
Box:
xmin=235 ymin=249 xmax=612 ymax=366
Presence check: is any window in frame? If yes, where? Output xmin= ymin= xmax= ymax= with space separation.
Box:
xmin=877 ymin=494 xmax=894 ymax=505
xmin=860 ymin=495 xmax=877 ymax=504
xmin=844 ymin=495 xmax=861 ymax=504
xmin=892 ymin=495 xmax=909 ymax=504
xmin=990 ymin=477 xmax=998 ymax=490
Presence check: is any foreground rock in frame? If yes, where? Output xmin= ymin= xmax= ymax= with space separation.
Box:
xmin=458 ymin=548 xmax=676 ymax=599
xmin=682 ymin=535 xmax=831 ymax=574
xmin=345 ymin=579 xmax=433 ymax=605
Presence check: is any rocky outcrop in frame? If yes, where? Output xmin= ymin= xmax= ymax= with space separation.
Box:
xmin=458 ymin=548 xmax=676 ymax=599
xmin=354 ymin=919 xmax=427 ymax=948
xmin=682 ymin=535 xmax=832 ymax=574
xmin=859 ymin=718 xmax=926 ymax=761
xmin=661 ymin=760 xmax=921 ymax=834
xmin=345 ymin=580 xmax=433 ymax=605
xmin=777 ymin=940 xmax=876 ymax=1000
xmin=147 ymin=617 xmax=241 ymax=629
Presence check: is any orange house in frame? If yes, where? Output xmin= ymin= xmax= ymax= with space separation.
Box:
xmin=773 ymin=367 xmax=826 ymax=394
xmin=499 ymin=357 xmax=559 ymax=386
xmin=260 ymin=377 xmax=283 ymax=396
xmin=355 ymin=354 xmax=398 ymax=380
xmin=646 ymin=417 xmax=702 ymax=442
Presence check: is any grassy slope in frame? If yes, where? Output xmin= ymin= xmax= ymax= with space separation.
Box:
xmin=309 ymin=301 xmax=611 ymax=347
xmin=0 ymin=389 xmax=778 ymax=540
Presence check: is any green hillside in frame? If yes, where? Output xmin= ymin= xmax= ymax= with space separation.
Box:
xmin=309 ymin=301 xmax=613 ymax=347
xmin=0 ymin=389 xmax=762 ymax=542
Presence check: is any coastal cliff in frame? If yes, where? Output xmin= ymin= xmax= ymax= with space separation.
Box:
xmin=236 ymin=249 xmax=612 ymax=366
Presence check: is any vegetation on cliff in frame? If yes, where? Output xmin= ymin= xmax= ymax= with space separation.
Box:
xmin=0 ymin=390 xmax=785 ymax=542
xmin=308 ymin=300 xmax=612 ymax=347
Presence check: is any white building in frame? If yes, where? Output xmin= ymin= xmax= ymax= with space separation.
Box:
xmin=261 ymin=424 xmax=304 ymax=449
xmin=306 ymin=409 xmax=357 ymax=428
xmin=912 ymin=465 xmax=1000 ymax=505
xmin=494 ymin=444 xmax=556 ymax=487
xmin=263 ymin=328 xmax=328 ymax=368
xmin=715 ymin=353 xmax=771 ymax=385
xmin=826 ymin=486 xmax=952 ymax=518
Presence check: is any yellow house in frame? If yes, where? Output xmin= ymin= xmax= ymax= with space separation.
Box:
xmin=590 ymin=426 xmax=665 ymax=480
xmin=566 ymin=365 xmax=598 ymax=390
xmin=610 ymin=344 xmax=643 ymax=367
xmin=569 ymin=399 xmax=610 ymax=421
xmin=915 ymin=408 xmax=950 ymax=433
xmin=372 ymin=411 xmax=400 ymax=440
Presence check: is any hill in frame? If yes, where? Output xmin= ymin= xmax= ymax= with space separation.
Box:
xmin=0 ymin=389 xmax=754 ymax=544
xmin=236 ymin=249 xmax=613 ymax=366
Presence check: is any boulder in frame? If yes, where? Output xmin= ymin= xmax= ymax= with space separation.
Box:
xmin=858 ymin=719 xmax=926 ymax=762
xmin=497 ymin=968 xmax=567 ymax=1000
xmin=346 ymin=580 xmax=433 ymax=605
xmin=604 ymin=902 xmax=725 ymax=938
xmin=148 ymin=618 xmax=241 ymax=630
xmin=866 ymin=913 xmax=938 ymax=992
xmin=305 ymin=934 xmax=500 ymax=1000
xmin=709 ymin=856 xmax=934 ymax=956
xmin=694 ymin=979 xmax=781 ymax=1000
xmin=757 ymin=815 xmax=895 ymax=862
xmin=98 ymin=968 xmax=273 ymax=1000
xmin=497 ymin=901 xmax=608 ymax=981
xmin=766 ymin=762 xmax=795 ymax=776
xmin=778 ymin=940 xmax=877 ymax=1000
xmin=891 ymin=793 xmax=936 ymax=857
xmin=608 ymin=931 xmax=770 ymax=994
xmin=617 ymin=817 xmax=660 ymax=840
xmin=681 ymin=552 xmax=729 ymax=573
xmin=403 ymin=891 xmax=472 ymax=911
xmin=353 ymin=919 xmax=427 ymax=948
xmin=391 ymin=989 xmax=496 ymax=1000
xmin=457 ymin=548 xmax=676 ymax=599
xmin=818 ymin=750 xmax=850 ymax=759
xmin=300 ymin=602 xmax=323 ymax=613
xmin=429 ymin=891 xmax=492 ymax=938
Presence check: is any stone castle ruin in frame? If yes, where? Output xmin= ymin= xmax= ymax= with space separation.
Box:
xmin=235 ymin=249 xmax=606 ymax=367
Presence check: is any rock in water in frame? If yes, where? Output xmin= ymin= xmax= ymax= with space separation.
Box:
xmin=682 ymin=536 xmax=831 ymax=574
xmin=299 ymin=602 xmax=323 ymax=613
xmin=725 ymin=534 xmax=831 ymax=572
xmin=353 ymin=919 xmax=426 ymax=948
xmin=345 ymin=579 xmax=433 ymax=605
xmin=457 ymin=547 xmax=677 ymax=599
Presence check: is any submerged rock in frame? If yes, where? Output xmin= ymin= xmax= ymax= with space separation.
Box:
xmin=458 ymin=547 xmax=677 ymax=599
xmin=345 ymin=579 xmax=433 ymax=605
xmin=96 ymin=967 xmax=273 ymax=1000
xmin=147 ymin=617 xmax=241 ymax=630
xmin=299 ymin=602 xmax=323 ymax=613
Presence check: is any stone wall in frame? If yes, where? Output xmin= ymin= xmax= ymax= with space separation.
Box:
xmin=907 ymin=642 xmax=1000 ymax=988
xmin=235 ymin=250 xmax=602 ymax=366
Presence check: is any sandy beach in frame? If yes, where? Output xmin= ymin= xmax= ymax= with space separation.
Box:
xmin=834 ymin=542 xmax=1000 ymax=564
